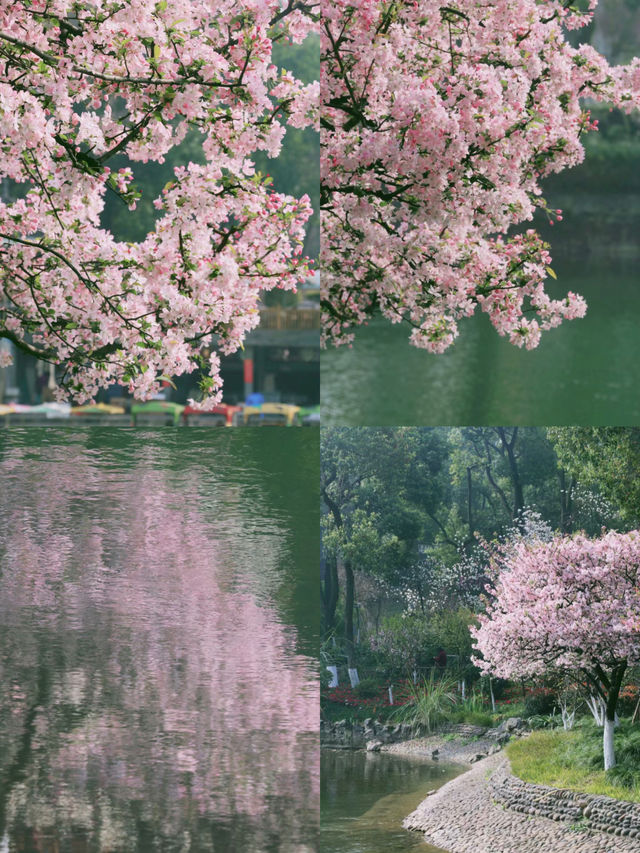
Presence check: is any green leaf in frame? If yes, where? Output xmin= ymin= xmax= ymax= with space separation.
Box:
xmin=546 ymin=266 xmax=557 ymax=280
xmin=158 ymin=374 xmax=177 ymax=390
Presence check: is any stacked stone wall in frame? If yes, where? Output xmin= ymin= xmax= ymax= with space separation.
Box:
xmin=490 ymin=762 xmax=640 ymax=840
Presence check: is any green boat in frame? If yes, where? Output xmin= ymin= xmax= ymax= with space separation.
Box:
xmin=298 ymin=405 xmax=320 ymax=426
xmin=130 ymin=401 xmax=185 ymax=427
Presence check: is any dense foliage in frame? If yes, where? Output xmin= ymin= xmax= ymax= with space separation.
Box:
xmin=321 ymin=427 xmax=638 ymax=678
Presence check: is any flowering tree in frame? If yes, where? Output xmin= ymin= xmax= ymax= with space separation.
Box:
xmin=0 ymin=0 xmax=319 ymax=405
xmin=472 ymin=531 xmax=640 ymax=769
xmin=321 ymin=0 xmax=640 ymax=351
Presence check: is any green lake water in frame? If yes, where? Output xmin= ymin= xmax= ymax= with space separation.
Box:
xmin=321 ymin=749 xmax=462 ymax=853
xmin=321 ymin=257 xmax=640 ymax=426
xmin=0 ymin=429 xmax=319 ymax=853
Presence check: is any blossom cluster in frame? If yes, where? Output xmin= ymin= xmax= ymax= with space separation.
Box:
xmin=321 ymin=0 xmax=640 ymax=350
xmin=0 ymin=0 xmax=319 ymax=404
xmin=472 ymin=530 xmax=640 ymax=679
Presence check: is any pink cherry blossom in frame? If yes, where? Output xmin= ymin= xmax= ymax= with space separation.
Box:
xmin=472 ymin=530 xmax=640 ymax=768
xmin=0 ymin=1 xmax=319 ymax=406
xmin=321 ymin=0 xmax=640 ymax=350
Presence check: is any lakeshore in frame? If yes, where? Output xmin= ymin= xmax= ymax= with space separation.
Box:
xmin=399 ymin=736 xmax=640 ymax=853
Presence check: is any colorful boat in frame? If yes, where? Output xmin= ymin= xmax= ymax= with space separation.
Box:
xmin=182 ymin=404 xmax=243 ymax=427
xmin=130 ymin=401 xmax=184 ymax=427
xmin=70 ymin=402 xmax=130 ymax=426
xmin=0 ymin=402 xmax=71 ymax=423
xmin=241 ymin=403 xmax=301 ymax=426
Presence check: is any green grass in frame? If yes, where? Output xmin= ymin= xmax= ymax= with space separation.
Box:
xmin=449 ymin=709 xmax=494 ymax=727
xmin=507 ymin=719 xmax=640 ymax=803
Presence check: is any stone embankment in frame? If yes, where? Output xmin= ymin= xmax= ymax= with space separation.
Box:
xmin=490 ymin=762 xmax=640 ymax=841
xmin=405 ymin=753 xmax=640 ymax=853
xmin=320 ymin=717 xmax=416 ymax=749
xmin=321 ymin=715 xmax=526 ymax=752
xmin=384 ymin=718 xmax=523 ymax=763
xmin=323 ymin=714 xmax=640 ymax=850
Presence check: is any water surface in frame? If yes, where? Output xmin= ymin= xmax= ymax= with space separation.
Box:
xmin=321 ymin=749 xmax=461 ymax=853
xmin=0 ymin=429 xmax=319 ymax=852
xmin=321 ymin=257 xmax=640 ymax=425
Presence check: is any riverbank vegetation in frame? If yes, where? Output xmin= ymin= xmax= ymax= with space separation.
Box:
xmin=508 ymin=721 xmax=640 ymax=802
xmin=321 ymin=427 xmax=640 ymax=794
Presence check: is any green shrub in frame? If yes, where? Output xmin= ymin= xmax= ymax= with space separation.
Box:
xmin=524 ymin=691 xmax=557 ymax=718
xmin=391 ymin=673 xmax=458 ymax=732
xmin=353 ymin=678 xmax=381 ymax=699
xmin=460 ymin=689 xmax=488 ymax=715
xmin=528 ymin=713 xmax=560 ymax=730
xmin=450 ymin=709 xmax=494 ymax=728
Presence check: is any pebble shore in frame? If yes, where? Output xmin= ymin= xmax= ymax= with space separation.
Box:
xmin=404 ymin=753 xmax=640 ymax=853
xmin=382 ymin=727 xmax=498 ymax=763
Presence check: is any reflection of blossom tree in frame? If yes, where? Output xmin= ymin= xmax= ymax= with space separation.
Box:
xmin=0 ymin=446 xmax=318 ymax=852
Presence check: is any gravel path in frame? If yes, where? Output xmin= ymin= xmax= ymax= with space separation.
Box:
xmin=404 ymin=753 xmax=640 ymax=853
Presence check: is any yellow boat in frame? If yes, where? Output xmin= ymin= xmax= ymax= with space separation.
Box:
xmin=71 ymin=403 xmax=126 ymax=416
xmin=241 ymin=403 xmax=301 ymax=426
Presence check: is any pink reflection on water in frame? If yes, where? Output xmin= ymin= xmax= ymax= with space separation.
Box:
xmin=0 ymin=444 xmax=318 ymax=851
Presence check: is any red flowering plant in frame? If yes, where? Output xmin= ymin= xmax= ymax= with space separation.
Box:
xmin=618 ymin=682 xmax=640 ymax=716
xmin=322 ymin=678 xmax=415 ymax=721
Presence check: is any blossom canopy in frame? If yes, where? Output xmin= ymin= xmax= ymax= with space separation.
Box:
xmin=321 ymin=0 xmax=640 ymax=351
xmin=472 ymin=530 xmax=640 ymax=679
xmin=0 ymin=0 xmax=319 ymax=405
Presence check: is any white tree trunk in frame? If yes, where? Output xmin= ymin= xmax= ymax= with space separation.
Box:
xmin=603 ymin=716 xmax=616 ymax=771
xmin=388 ymin=685 xmax=394 ymax=705
xmin=559 ymin=698 xmax=576 ymax=731
xmin=348 ymin=668 xmax=360 ymax=688
xmin=489 ymin=678 xmax=496 ymax=714
xmin=586 ymin=694 xmax=605 ymax=726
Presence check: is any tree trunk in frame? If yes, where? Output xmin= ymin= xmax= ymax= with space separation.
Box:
xmin=603 ymin=716 xmax=616 ymax=771
xmin=498 ymin=427 xmax=524 ymax=521
xmin=344 ymin=557 xmax=355 ymax=668
xmin=321 ymin=552 xmax=339 ymax=633
xmin=558 ymin=469 xmax=574 ymax=533
xmin=601 ymin=660 xmax=627 ymax=770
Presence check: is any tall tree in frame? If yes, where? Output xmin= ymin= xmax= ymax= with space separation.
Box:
xmin=321 ymin=428 xmax=415 ymax=663
xmin=549 ymin=427 xmax=640 ymax=523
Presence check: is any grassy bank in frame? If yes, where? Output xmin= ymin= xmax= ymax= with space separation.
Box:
xmin=507 ymin=719 xmax=640 ymax=803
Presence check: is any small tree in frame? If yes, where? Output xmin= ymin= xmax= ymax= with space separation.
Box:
xmin=472 ymin=530 xmax=640 ymax=770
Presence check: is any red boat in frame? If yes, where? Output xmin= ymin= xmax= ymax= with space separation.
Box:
xmin=182 ymin=403 xmax=243 ymax=427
